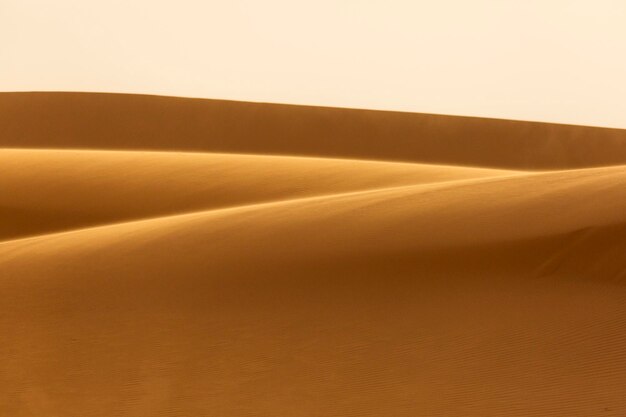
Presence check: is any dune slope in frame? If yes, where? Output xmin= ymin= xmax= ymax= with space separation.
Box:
xmin=2 ymin=92 xmax=626 ymax=417
xmin=3 ymin=92 xmax=626 ymax=169
xmin=0 ymin=149 xmax=517 ymax=241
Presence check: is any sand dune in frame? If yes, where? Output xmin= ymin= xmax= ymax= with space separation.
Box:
xmin=2 ymin=92 xmax=626 ymax=416
xmin=3 ymin=92 xmax=626 ymax=169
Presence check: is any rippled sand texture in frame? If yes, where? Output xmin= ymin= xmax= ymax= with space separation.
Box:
xmin=2 ymin=92 xmax=626 ymax=416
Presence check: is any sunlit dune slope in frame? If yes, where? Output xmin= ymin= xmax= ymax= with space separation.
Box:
xmin=2 ymin=164 xmax=626 ymax=416
xmin=0 ymin=149 xmax=517 ymax=240
xmin=2 ymin=92 xmax=626 ymax=417
xmin=3 ymin=92 xmax=626 ymax=169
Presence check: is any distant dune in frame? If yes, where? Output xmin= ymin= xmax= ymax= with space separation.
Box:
xmin=3 ymin=92 xmax=626 ymax=169
xmin=2 ymin=92 xmax=626 ymax=416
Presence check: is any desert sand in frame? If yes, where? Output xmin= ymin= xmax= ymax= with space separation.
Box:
xmin=1 ymin=92 xmax=626 ymax=416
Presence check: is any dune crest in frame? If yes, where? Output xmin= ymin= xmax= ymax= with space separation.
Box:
xmin=2 ymin=92 xmax=626 ymax=416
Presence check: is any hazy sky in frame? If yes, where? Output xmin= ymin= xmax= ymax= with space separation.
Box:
xmin=2 ymin=0 xmax=625 ymax=127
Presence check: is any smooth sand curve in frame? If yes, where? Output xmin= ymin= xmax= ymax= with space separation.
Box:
xmin=0 ymin=148 xmax=518 ymax=241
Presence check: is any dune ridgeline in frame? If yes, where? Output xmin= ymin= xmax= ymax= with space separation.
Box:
xmin=2 ymin=92 xmax=626 ymax=417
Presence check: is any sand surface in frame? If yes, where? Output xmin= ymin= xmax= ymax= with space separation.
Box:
xmin=1 ymin=92 xmax=626 ymax=416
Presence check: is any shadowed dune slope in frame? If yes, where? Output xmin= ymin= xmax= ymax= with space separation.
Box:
xmin=2 ymin=92 xmax=626 ymax=416
xmin=0 ymin=149 xmax=518 ymax=240
xmin=3 ymin=92 xmax=626 ymax=169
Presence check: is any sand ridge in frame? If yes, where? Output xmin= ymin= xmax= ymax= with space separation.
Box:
xmin=0 ymin=148 xmax=519 ymax=241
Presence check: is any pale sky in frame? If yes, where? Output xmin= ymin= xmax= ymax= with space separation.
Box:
xmin=2 ymin=0 xmax=626 ymax=128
